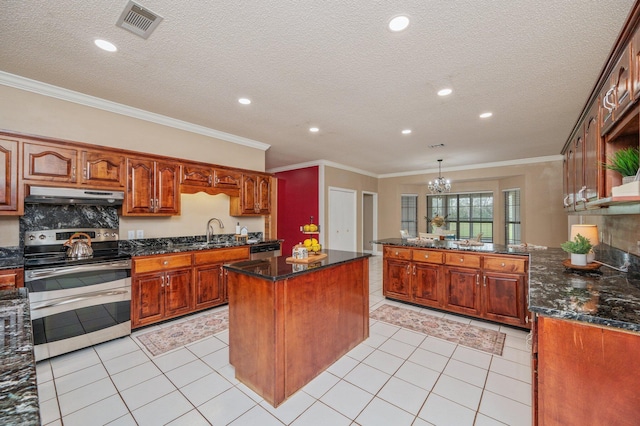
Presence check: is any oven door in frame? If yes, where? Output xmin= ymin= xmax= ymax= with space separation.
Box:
xmin=25 ymin=259 xmax=131 ymax=361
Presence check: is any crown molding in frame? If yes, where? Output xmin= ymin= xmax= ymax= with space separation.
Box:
xmin=0 ymin=71 xmax=271 ymax=151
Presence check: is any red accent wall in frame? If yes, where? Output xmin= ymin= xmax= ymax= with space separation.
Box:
xmin=276 ymin=166 xmax=319 ymax=256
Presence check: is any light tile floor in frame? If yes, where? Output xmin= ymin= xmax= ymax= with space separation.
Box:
xmin=37 ymin=255 xmax=533 ymax=426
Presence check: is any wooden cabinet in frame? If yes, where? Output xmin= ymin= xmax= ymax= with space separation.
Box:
xmin=125 ymin=157 xmax=180 ymax=216
xmin=181 ymin=163 xmax=214 ymax=191
xmin=600 ymin=46 xmax=633 ymax=135
xmin=180 ymin=164 xmax=242 ymax=196
xmin=382 ymin=246 xmax=530 ymax=328
xmin=583 ymin=103 xmax=602 ymax=201
xmin=443 ymin=252 xmax=481 ymax=316
xmin=80 ymin=150 xmax=125 ymax=188
xmin=382 ymin=247 xmax=412 ymax=301
xmin=132 ymin=254 xmax=193 ymax=327
xmin=192 ymin=247 xmax=249 ymax=310
xmin=213 ymin=168 xmax=241 ymax=190
xmin=0 ymin=137 xmax=20 ymax=214
xmin=533 ymin=315 xmax=640 ymax=425
xmin=23 ymin=141 xmax=78 ymax=183
xmin=230 ymin=173 xmax=271 ymax=216
xmin=0 ymin=268 xmax=24 ymax=290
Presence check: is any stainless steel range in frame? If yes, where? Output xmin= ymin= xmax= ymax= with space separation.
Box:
xmin=24 ymin=227 xmax=131 ymax=361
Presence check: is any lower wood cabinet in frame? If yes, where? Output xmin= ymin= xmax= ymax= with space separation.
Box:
xmin=533 ymin=315 xmax=640 ymax=425
xmin=0 ymin=268 xmax=24 ymax=290
xmin=132 ymin=247 xmax=250 ymax=328
xmin=383 ymin=245 xmax=529 ymax=328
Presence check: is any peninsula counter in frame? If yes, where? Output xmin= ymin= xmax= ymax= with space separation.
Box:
xmin=224 ymin=250 xmax=370 ymax=407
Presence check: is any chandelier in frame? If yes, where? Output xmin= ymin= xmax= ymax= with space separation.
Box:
xmin=428 ymin=159 xmax=451 ymax=194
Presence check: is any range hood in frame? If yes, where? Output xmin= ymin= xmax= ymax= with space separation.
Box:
xmin=25 ymin=186 xmax=125 ymax=206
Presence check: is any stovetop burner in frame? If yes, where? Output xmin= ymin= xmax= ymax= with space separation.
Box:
xmin=24 ymin=227 xmax=130 ymax=269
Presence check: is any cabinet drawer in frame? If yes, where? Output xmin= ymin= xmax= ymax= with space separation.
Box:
xmin=134 ymin=254 xmax=193 ymax=273
xmin=412 ymin=249 xmax=443 ymax=264
xmin=384 ymin=246 xmax=412 ymax=260
xmin=484 ymin=256 xmax=527 ymax=273
xmin=444 ymin=252 xmax=481 ymax=268
xmin=194 ymin=247 xmax=250 ymax=265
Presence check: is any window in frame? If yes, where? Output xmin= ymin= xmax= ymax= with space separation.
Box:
xmin=504 ymin=189 xmax=521 ymax=245
xmin=401 ymin=194 xmax=418 ymax=237
xmin=427 ymin=192 xmax=494 ymax=242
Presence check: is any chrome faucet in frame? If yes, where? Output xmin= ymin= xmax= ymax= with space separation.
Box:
xmin=206 ymin=218 xmax=225 ymax=244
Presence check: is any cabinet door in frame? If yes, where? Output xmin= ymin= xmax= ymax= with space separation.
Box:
xmin=81 ymin=150 xmax=125 ymax=188
xmin=563 ymin=147 xmax=575 ymax=210
xmin=0 ymin=137 xmax=19 ymax=213
xmin=573 ymin=134 xmax=586 ymax=207
xmin=583 ymin=104 xmax=601 ymax=201
xmin=257 ymin=175 xmax=271 ymax=214
xmin=181 ymin=163 xmax=213 ymax=189
xmin=126 ymin=158 xmax=155 ymax=214
xmin=613 ymin=47 xmax=633 ymax=117
xmin=164 ymin=269 xmax=192 ymax=318
xmin=194 ymin=263 xmax=225 ymax=309
xmin=383 ymin=259 xmax=411 ymax=300
xmin=444 ymin=266 xmax=480 ymax=316
xmin=633 ymin=27 xmax=640 ymax=98
xmin=155 ymin=161 xmax=180 ymax=215
xmin=0 ymin=268 xmax=23 ymax=290
xmin=23 ymin=142 xmax=78 ymax=183
xmin=241 ymin=174 xmax=258 ymax=213
xmin=213 ymin=168 xmax=241 ymax=189
xmin=482 ymin=271 xmax=526 ymax=327
xmin=132 ymin=273 xmax=164 ymax=327
xmin=413 ymin=263 xmax=441 ymax=307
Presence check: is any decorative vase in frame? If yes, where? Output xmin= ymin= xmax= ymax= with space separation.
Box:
xmin=570 ymin=253 xmax=587 ymax=266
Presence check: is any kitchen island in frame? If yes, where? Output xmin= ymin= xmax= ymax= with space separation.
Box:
xmin=224 ymin=250 xmax=370 ymax=407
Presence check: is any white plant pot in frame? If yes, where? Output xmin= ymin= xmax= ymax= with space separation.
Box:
xmin=570 ymin=253 xmax=587 ymax=266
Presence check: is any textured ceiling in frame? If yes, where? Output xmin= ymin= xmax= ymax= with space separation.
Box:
xmin=0 ymin=1 xmax=636 ymax=175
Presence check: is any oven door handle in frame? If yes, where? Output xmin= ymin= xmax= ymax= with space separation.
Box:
xmin=25 ymin=260 xmax=131 ymax=281
xmin=31 ymin=289 xmax=130 ymax=310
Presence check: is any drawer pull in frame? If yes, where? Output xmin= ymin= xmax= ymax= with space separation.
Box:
xmin=459 ymin=258 xmax=464 ymax=262
xmin=163 ymin=260 xmax=169 ymax=265
xmin=424 ymin=254 xmax=429 ymax=258
xmin=395 ymin=251 xmax=399 ymax=256
xmin=501 ymin=262 xmax=505 ymax=267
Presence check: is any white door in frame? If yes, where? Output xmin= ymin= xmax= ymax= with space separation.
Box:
xmin=328 ymin=187 xmax=357 ymax=252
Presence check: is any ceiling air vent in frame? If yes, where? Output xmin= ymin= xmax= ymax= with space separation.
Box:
xmin=116 ymin=1 xmax=163 ymax=39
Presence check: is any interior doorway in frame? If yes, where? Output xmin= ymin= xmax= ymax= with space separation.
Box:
xmin=362 ymin=191 xmax=378 ymax=254
xmin=328 ymin=187 xmax=357 ymax=252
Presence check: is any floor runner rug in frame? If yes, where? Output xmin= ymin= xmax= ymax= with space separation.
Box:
xmin=370 ymin=304 xmax=506 ymax=355
xmin=136 ymin=308 xmax=229 ymax=356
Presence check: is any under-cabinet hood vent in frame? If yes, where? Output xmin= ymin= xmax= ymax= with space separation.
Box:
xmin=116 ymin=1 xmax=163 ymax=39
xmin=25 ymin=186 xmax=124 ymax=206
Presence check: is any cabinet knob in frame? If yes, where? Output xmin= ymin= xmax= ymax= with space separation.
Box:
xmin=163 ymin=260 xmax=169 ymax=265
xmin=424 ymin=254 xmax=429 ymax=258
xmin=501 ymin=262 xmax=505 ymax=267
xmin=395 ymin=251 xmax=399 ymax=255
xmin=459 ymin=258 xmax=464 ymax=262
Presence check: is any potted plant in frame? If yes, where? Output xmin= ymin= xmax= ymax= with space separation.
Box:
xmin=604 ymin=146 xmax=639 ymax=184
xmin=560 ymin=234 xmax=593 ymax=266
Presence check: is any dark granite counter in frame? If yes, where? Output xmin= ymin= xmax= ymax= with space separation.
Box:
xmin=0 ymin=288 xmax=39 ymax=425
xmin=373 ymin=238 xmax=640 ymax=333
xmin=118 ymin=234 xmax=280 ymax=257
xmin=0 ymin=247 xmax=22 ymax=270
xmin=224 ymin=250 xmax=371 ymax=281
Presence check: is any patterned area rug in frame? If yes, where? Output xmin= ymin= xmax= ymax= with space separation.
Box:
xmin=136 ymin=308 xmax=229 ymax=356
xmin=370 ymin=304 xmax=506 ymax=355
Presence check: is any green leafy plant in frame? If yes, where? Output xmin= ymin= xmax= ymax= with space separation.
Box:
xmin=560 ymin=234 xmax=593 ymax=254
xmin=604 ymin=147 xmax=639 ymax=177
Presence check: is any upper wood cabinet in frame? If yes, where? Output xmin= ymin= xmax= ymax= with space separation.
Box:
xmin=213 ymin=168 xmax=241 ymax=190
xmin=0 ymin=137 xmax=21 ymax=214
xmin=23 ymin=141 xmax=78 ymax=183
xmin=600 ymin=46 xmax=633 ymax=135
xmin=124 ymin=157 xmax=181 ymax=216
xmin=230 ymin=173 xmax=271 ymax=216
xmin=80 ymin=150 xmax=125 ymax=188
xmin=180 ymin=163 xmax=242 ymax=197
xmin=181 ymin=163 xmax=214 ymax=190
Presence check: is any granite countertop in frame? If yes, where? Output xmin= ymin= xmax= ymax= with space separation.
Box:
xmin=0 ymin=288 xmax=39 ymax=425
xmin=374 ymin=238 xmax=640 ymax=333
xmin=120 ymin=237 xmax=282 ymax=257
xmin=372 ymin=237 xmax=533 ymax=255
xmin=0 ymin=247 xmax=22 ymax=270
xmin=224 ymin=250 xmax=371 ymax=281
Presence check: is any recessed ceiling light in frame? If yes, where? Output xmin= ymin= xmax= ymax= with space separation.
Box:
xmin=94 ymin=39 xmax=117 ymax=52
xmin=479 ymin=112 xmax=493 ymax=119
xmin=388 ymin=15 xmax=410 ymax=32
xmin=309 ymin=127 xmax=319 ymax=133
xmin=238 ymin=98 xmax=251 ymax=105
xmin=402 ymin=129 xmax=412 ymax=135
xmin=437 ymin=88 xmax=452 ymax=97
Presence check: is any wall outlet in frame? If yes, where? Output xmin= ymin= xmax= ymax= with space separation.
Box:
xmin=136 ymin=230 xmax=144 ymax=239
xmin=127 ymin=230 xmax=135 ymax=240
